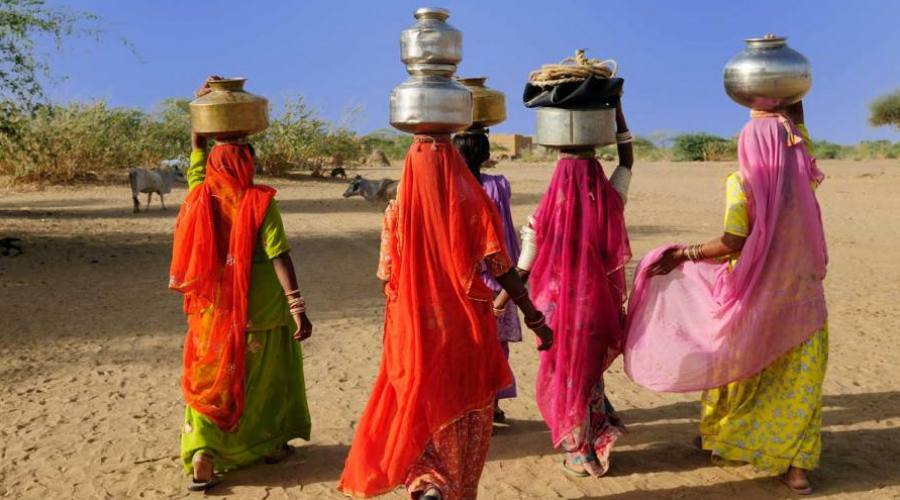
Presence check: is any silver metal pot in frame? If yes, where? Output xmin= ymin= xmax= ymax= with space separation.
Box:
xmin=400 ymin=7 xmax=462 ymax=68
xmin=535 ymin=108 xmax=616 ymax=148
xmin=723 ymin=35 xmax=811 ymax=111
xmin=390 ymin=75 xmax=472 ymax=134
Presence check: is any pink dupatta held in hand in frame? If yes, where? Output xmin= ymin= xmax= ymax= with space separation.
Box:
xmin=624 ymin=116 xmax=828 ymax=393
xmin=531 ymin=157 xmax=631 ymax=446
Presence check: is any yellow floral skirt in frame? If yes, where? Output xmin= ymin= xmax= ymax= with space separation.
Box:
xmin=700 ymin=326 xmax=828 ymax=474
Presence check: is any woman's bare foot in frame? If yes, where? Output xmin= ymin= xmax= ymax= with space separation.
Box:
xmin=422 ymin=486 xmax=443 ymax=500
xmin=187 ymin=451 xmax=222 ymax=491
xmin=582 ymin=459 xmax=609 ymax=478
xmin=780 ymin=467 xmax=813 ymax=495
xmin=192 ymin=452 xmax=214 ymax=482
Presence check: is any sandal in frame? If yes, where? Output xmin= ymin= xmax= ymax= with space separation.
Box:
xmin=187 ymin=452 xmax=222 ymax=492
xmin=187 ymin=474 xmax=223 ymax=492
xmin=560 ymin=460 xmax=590 ymax=478
xmin=263 ymin=443 xmax=295 ymax=464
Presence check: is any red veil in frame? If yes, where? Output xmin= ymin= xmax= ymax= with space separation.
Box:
xmin=169 ymin=143 xmax=275 ymax=430
xmin=338 ymin=139 xmax=512 ymax=497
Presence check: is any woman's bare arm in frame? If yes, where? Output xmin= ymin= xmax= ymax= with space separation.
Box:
xmin=646 ymin=233 xmax=747 ymax=276
xmin=272 ymin=251 xmax=313 ymax=341
xmin=494 ymin=267 xmax=553 ymax=351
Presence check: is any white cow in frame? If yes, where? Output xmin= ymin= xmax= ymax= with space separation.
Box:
xmin=128 ymin=160 xmax=186 ymax=213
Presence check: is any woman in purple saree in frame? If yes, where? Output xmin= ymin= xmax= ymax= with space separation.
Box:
xmin=454 ymin=129 xmax=522 ymax=423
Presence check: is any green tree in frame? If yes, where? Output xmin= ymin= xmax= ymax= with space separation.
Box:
xmin=0 ymin=1 xmax=98 ymax=107
xmin=869 ymin=90 xmax=900 ymax=129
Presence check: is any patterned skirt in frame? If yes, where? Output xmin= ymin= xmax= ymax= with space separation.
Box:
xmin=700 ymin=326 xmax=828 ymax=474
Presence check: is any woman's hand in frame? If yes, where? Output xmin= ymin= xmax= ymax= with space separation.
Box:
xmin=647 ymin=247 xmax=685 ymax=277
xmin=531 ymin=323 xmax=554 ymax=351
xmin=195 ymin=75 xmax=223 ymax=98
xmin=293 ymin=312 xmax=313 ymax=342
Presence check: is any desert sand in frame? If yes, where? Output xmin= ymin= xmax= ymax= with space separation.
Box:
xmin=1 ymin=159 xmax=899 ymax=499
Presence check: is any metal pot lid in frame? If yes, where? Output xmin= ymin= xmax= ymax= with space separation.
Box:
xmin=745 ymin=34 xmax=787 ymax=49
xmin=414 ymin=7 xmax=450 ymax=20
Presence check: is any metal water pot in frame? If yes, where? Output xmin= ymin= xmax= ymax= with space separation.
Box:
xmin=189 ymin=78 xmax=268 ymax=139
xmin=400 ymin=7 xmax=462 ymax=76
xmin=458 ymin=77 xmax=506 ymax=129
xmin=535 ymin=108 xmax=616 ymax=148
xmin=723 ymin=35 xmax=811 ymax=111
xmin=390 ymin=75 xmax=472 ymax=134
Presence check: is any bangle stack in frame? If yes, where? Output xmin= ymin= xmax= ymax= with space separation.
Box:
xmin=285 ymin=289 xmax=306 ymax=315
xmin=525 ymin=312 xmax=547 ymax=330
xmin=616 ymin=131 xmax=634 ymax=144
xmin=684 ymin=244 xmax=706 ymax=262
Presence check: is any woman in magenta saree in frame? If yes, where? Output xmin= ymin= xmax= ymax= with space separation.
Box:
xmin=495 ymin=106 xmax=635 ymax=477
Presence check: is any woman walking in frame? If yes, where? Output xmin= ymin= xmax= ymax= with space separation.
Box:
xmin=625 ymin=102 xmax=827 ymax=494
xmin=453 ymin=129 xmax=522 ymax=423
xmin=170 ymin=78 xmax=313 ymax=491
xmin=494 ymin=106 xmax=635 ymax=477
xmin=338 ymin=136 xmax=553 ymax=500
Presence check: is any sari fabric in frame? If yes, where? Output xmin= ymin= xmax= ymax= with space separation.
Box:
xmin=169 ymin=143 xmax=275 ymax=430
xmin=338 ymin=139 xmax=513 ymax=497
xmin=624 ymin=116 xmax=828 ymax=392
xmin=530 ymin=157 xmax=631 ymax=446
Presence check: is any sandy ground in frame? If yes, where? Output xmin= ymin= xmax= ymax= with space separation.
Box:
xmin=1 ymin=159 xmax=899 ymax=500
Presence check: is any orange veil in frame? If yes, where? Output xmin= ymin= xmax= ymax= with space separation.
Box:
xmin=169 ymin=143 xmax=275 ymax=430
xmin=339 ymin=139 xmax=513 ymax=497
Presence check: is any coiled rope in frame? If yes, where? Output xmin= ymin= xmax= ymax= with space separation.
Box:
xmin=528 ymin=49 xmax=618 ymax=87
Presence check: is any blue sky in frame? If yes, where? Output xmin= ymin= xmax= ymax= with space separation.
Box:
xmin=41 ymin=0 xmax=900 ymax=144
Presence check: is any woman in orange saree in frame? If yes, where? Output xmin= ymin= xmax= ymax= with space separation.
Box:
xmin=338 ymin=136 xmax=552 ymax=500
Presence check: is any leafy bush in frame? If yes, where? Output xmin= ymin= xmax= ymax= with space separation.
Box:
xmin=254 ymin=97 xmax=363 ymax=176
xmin=672 ymin=133 xmax=737 ymax=161
xmin=0 ymin=101 xmax=147 ymax=183
xmin=361 ymin=129 xmax=413 ymax=160
xmin=853 ymin=140 xmax=900 ymax=160
xmin=810 ymin=140 xmax=849 ymax=159
xmin=869 ymin=90 xmax=900 ymax=129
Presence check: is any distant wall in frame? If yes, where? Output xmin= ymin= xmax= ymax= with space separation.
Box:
xmin=491 ymin=134 xmax=533 ymax=159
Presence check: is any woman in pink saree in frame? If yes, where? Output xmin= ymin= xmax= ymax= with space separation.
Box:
xmin=625 ymin=102 xmax=828 ymax=494
xmin=495 ymin=105 xmax=634 ymax=477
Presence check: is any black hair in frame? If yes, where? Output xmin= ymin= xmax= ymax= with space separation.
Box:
xmin=452 ymin=131 xmax=491 ymax=183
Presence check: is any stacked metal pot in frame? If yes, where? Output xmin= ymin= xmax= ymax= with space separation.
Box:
xmin=390 ymin=8 xmax=473 ymax=134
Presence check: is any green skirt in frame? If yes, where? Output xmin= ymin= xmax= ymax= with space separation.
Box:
xmin=180 ymin=325 xmax=311 ymax=473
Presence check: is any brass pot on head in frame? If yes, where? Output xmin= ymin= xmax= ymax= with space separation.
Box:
xmin=458 ymin=77 xmax=506 ymax=129
xmin=723 ymin=34 xmax=811 ymax=111
xmin=189 ymin=78 xmax=269 ymax=139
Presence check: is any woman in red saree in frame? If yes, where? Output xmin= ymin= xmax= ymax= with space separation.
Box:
xmin=338 ymin=136 xmax=552 ymax=500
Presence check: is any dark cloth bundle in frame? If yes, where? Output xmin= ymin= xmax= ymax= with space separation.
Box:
xmin=523 ymin=76 xmax=624 ymax=109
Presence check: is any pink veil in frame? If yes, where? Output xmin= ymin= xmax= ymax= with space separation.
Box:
xmin=624 ymin=116 xmax=827 ymax=392
xmin=530 ymin=157 xmax=631 ymax=445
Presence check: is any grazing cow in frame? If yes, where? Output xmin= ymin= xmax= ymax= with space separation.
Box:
xmin=343 ymin=175 xmax=398 ymax=204
xmin=128 ymin=162 xmax=185 ymax=213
